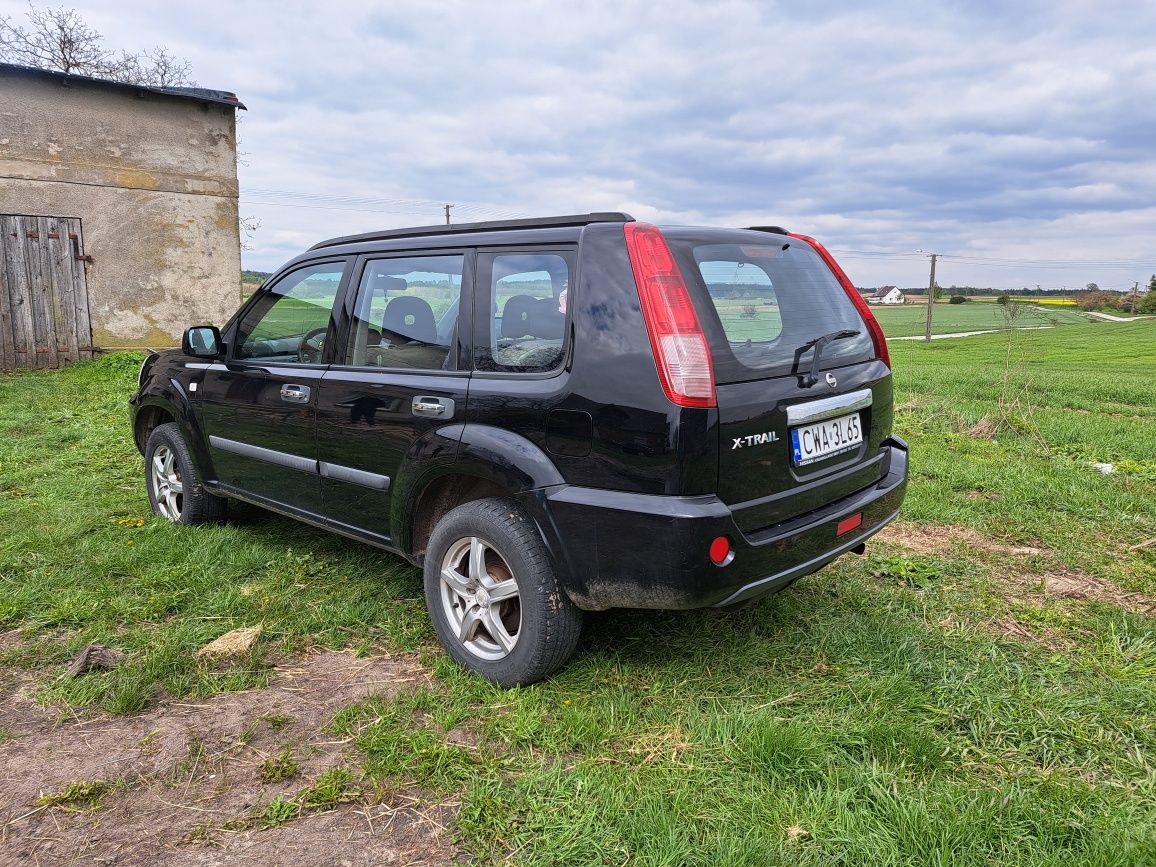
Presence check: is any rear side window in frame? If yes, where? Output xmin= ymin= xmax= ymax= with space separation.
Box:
xmin=343 ymin=255 xmax=464 ymax=370
xmin=669 ymin=234 xmax=874 ymax=383
xmin=474 ymin=252 xmax=573 ymax=373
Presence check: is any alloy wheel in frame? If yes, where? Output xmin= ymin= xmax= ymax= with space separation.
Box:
xmin=438 ymin=536 xmax=522 ymax=660
xmin=150 ymin=444 xmax=184 ymax=520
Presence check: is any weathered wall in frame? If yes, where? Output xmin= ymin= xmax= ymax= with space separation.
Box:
xmin=0 ymin=73 xmax=242 ymax=347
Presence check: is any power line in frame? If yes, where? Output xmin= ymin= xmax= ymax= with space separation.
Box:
xmin=241 ymin=187 xmax=526 ymax=220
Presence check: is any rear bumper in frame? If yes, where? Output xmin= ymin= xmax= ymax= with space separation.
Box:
xmin=531 ymin=437 xmax=908 ymax=610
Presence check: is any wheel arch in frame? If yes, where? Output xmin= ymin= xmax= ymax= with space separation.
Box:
xmin=394 ymin=424 xmax=567 ymax=563
xmin=132 ymin=375 xmax=215 ymax=482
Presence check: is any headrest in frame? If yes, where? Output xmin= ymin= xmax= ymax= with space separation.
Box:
xmin=501 ymin=295 xmax=538 ymax=338
xmin=382 ymin=295 xmax=436 ymax=343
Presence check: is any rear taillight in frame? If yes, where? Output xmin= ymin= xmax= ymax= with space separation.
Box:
xmin=624 ymin=222 xmax=716 ymax=408
xmin=788 ymin=233 xmax=891 ymax=368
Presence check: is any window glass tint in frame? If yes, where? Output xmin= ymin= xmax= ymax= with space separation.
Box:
xmin=671 ymin=236 xmax=873 ymax=383
xmin=697 ymin=259 xmax=782 ymax=342
xmin=237 ymin=261 xmax=346 ymax=363
xmin=343 ymin=255 xmax=464 ymax=370
xmin=476 ymin=253 xmax=571 ymax=373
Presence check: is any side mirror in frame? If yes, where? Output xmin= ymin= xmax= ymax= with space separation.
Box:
xmin=182 ymin=325 xmax=222 ymax=359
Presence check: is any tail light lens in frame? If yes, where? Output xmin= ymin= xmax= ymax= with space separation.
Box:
xmin=624 ymin=222 xmax=716 ymax=408
xmin=788 ymin=233 xmax=891 ymax=368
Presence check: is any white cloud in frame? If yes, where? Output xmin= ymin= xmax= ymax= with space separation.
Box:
xmin=4 ymin=0 xmax=1155 ymax=288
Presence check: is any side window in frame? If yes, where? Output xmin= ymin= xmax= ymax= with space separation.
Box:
xmin=475 ymin=252 xmax=572 ymax=373
xmin=236 ymin=261 xmax=346 ymax=364
xmin=342 ymin=255 xmax=464 ymax=370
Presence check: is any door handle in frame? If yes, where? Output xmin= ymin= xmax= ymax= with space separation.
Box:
xmin=412 ymin=396 xmax=454 ymax=417
xmin=280 ymin=383 xmax=311 ymax=403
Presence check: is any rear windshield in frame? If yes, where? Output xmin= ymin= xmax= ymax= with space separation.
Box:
xmin=667 ymin=230 xmax=875 ymax=384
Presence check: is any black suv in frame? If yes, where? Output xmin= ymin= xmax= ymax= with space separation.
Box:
xmin=130 ymin=213 xmax=907 ymax=686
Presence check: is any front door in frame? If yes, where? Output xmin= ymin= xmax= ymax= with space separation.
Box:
xmin=314 ymin=252 xmax=473 ymax=541
xmin=199 ymin=259 xmax=349 ymax=514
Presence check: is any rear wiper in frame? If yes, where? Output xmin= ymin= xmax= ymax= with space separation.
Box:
xmin=794 ymin=329 xmax=860 ymax=387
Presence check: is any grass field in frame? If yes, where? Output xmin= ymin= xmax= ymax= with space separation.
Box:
xmin=2 ymin=323 xmax=1155 ymax=863
xmin=870 ymin=301 xmax=1092 ymax=338
xmin=709 ymin=297 xmax=1095 ymax=342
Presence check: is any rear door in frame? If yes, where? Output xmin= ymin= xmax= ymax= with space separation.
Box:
xmin=667 ymin=230 xmax=892 ymax=532
xmin=313 ymin=251 xmax=473 ymax=542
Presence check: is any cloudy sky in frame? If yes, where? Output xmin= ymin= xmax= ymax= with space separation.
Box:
xmin=7 ymin=0 xmax=1156 ymax=289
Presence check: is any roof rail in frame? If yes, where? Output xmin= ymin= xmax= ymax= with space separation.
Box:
xmin=309 ymin=212 xmax=636 ymax=251
xmin=747 ymin=225 xmax=789 ymax=235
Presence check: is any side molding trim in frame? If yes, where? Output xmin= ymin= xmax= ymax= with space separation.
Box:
xmin=208 ymin=435 xmax=390 ymax=490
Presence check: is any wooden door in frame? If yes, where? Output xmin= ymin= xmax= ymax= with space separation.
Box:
xmin=0 ymin=214 xmax=94 ymax=370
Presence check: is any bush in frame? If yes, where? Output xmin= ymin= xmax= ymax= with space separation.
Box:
xmin=1139 ymin=292 xmax=1156 ymax=314
xmin=1076 ymin=290 xmax=1123 ymax=311
xmin=996 ymin=294 xmax=1010 ymax=305
xmin=949 ymin=295 xmax=967 ymax=304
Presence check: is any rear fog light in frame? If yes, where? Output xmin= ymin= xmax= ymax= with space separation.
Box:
xmin=836 ymin=513 xmax=863 ymax=536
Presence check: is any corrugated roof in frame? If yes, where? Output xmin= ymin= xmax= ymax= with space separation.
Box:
xmin=0 ymin=61 xmax=245 ymax=110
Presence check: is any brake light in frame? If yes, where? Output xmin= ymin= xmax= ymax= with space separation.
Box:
xmin=788 ymin=233 xmax=891 ymax=368
xmin=624 ymin=222 xmax=716 ymax=408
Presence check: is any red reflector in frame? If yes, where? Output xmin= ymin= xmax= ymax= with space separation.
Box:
xmin=709 ymin=535 xmax=732 ymax=566
xmin=836 ymin=513 xmax=863 ymax=536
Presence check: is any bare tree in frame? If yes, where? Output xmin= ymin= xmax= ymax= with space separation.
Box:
xmin=111 ymin=46 xmax=193 ymax=87
xmin=0 ymin=3 xmax=193 ymax=86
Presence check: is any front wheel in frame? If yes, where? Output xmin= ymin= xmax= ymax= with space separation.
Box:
xmin=145 ymin=422 xmax=227 ymax=525
xmin=424 ymin=498 xmax=582 ymax=687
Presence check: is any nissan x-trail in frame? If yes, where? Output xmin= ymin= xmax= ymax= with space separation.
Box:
xmin=130 ymin=213 xmax=908 ymax=686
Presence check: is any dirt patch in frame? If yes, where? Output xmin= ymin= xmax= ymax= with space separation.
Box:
xmin=0 ymin=629 xmax=27 ymax=654
xmin=1033 ymin=569 xmax=1156 ymax=615
xmin=878 ymin=522 xmax=1049 ymax=558
xmin=0 ymin=650 xmax=460 ymax=866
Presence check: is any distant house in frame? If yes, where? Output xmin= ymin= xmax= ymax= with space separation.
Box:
xmin=0 ymin=62 xmax=245 ymax=368
xmin=868 ymin=286 xmax=904 ymax=305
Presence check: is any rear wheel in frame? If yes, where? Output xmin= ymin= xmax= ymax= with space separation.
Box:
xmin=145 ymin=423 xmax=226 ymax=525
xmin=424 ymin=498 xmax=582 ymax=687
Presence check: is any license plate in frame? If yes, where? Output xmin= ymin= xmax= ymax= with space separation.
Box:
xmin=790 ymin=412 xmax=863 ymax=465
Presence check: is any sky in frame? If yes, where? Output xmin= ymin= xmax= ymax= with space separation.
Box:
xmin=6 ymin=0 xmax=1156 ymax=290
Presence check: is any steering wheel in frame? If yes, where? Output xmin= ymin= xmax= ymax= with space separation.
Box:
xmin=298 ymin=327 xmax=328 ymax=364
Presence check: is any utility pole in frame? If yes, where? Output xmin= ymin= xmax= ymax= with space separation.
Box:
xmin=443 ymin=203 xmax=454 ymax=225
xmin=922 ymin=252 xmax=938 ymax=342
xmin=1129 ymin=281 xmax=1139 ymax=314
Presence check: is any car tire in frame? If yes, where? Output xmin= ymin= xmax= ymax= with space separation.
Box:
xmin=145 ymin=422 xmax=227 ymax=525
xmin=424 ymin=497 xmax=582 ymax=687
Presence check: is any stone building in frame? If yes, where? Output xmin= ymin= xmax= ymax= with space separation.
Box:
xmin=0 ymin=62 xmax=245 ymax=367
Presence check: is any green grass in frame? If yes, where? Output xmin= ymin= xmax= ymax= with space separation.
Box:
xmin=35 ymin=778 xmax=125 ymax=810
xmin=257 ymin=749 xmax=299 ymax=783
xmin=872 ymin=300 xmax=1093 ymax=337
xmin=2 ymin=324 xmax=1155 ymax=863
